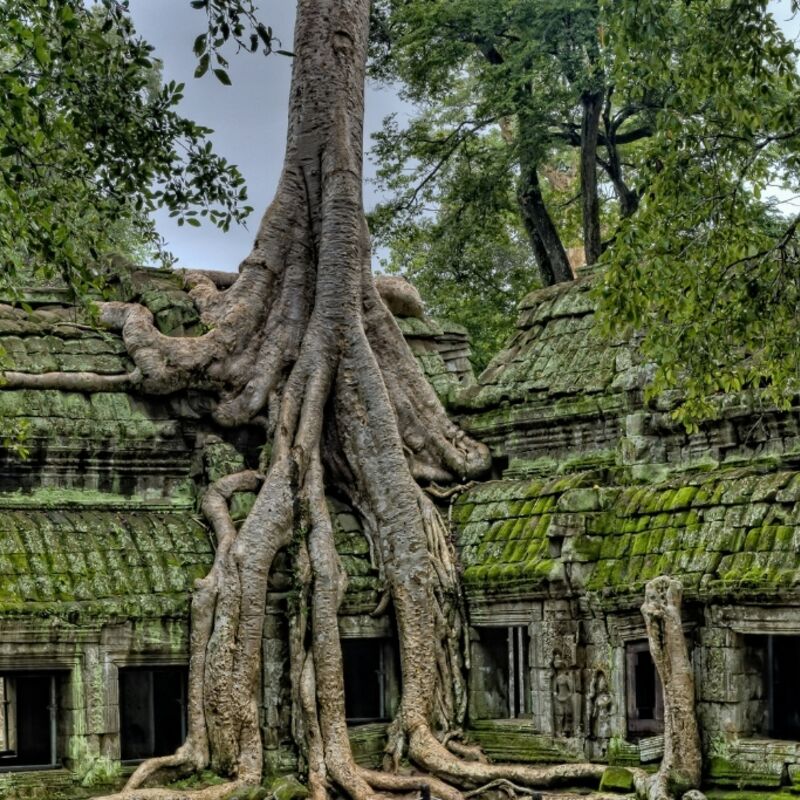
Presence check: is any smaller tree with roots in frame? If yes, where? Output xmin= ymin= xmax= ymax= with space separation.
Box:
xmin=3 ymin=2 xmax=704 ymax=799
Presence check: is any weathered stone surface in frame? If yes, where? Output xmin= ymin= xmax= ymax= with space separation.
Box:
xmin=458 ymin=274 xmax=800 ymax=479
xmin=0 ymin=506 xmax=210 ymax=618
xmin=452 ymin=466 xmax=800 ymax=602
xmin=599 ymin=765 xmax=635 ymax=793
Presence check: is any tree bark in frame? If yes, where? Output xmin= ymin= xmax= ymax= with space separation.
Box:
xmin=639 ymin=577 xmax=702 ymax=800
xmin=517 ymin=162 xmax=573 ymax=286
xmin=580 ymin=90 xmax=604 ymax=266
xmin=516 ymin=109 xmax=573 ymax=286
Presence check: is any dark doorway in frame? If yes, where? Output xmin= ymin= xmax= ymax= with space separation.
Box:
xmin=626 ymin=642 xmax=664 ymax=738
xmin=0 ymin=673 xmax=57 ymax=769
xmin=341 ymin=639 xmax=398 ymax=723
xmin=119 ymin=667 xmax=187 ymax=761
xmin=755 ymin=635 xmax=800 ymax=739
xmin=771 ymin=636 xmax=800 ymax=737
xmin=472 ymin=626 xmax=531 ymax=719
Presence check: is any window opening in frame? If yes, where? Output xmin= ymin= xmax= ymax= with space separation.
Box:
xmin=341 ymin=639 xmax=398 ymax=723
xmin=0 ymin=673 xmax=58 ymax=769
xmin=473 ymin=626 xmax=531 ymax=719
xmin=746 ymin=634 xmax=800 ymax=739
xmin=769 ymin=635 xmax=800 ymax=738
xmin=626 ymin=642 xmax=664 ymax=738
xmin=119 ymin=667 xmax=187 ymax=761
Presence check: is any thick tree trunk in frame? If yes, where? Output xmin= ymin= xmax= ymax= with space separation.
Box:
xmin=517 ymin=164 xmax=573 ymax=286
xmin=516 ymin=110 xmax=573 ymax=286
xmin=639 ymin=577 xmax=702 ymax=800
xmin=580 ymin=90 xmax=604 ymax=266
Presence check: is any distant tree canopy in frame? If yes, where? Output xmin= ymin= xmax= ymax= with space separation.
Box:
xmin=370 ymin=127 xmax=535 ymax=371
xmin=369 ymin=0 xmax=654 ymax=369
xmin=370 ymin=0 xmax=800 ymax=418
xmin=598 ymin=0 xmax=800 ymax=426
xmin=0 ymin=0 xmax=275 ymax=300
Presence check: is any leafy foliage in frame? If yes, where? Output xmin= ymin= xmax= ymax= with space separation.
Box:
xmin=597 ymin=0 xmax=800 ymax=426
xmin=370 ymin=131 xmax=535 ymax=371
xmin=189 ymin=0 xmax=292 ymax=82
xmin=0 ymin=0 xmax=262 ymax=300
xmin=369 ymin=0 xmax=652 ymax=362
xmin=372 ymin=0 xmax=800 ymax=420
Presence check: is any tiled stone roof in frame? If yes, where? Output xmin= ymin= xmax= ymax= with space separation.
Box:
xmin=473 ymin=277 xmax=627 ymax=406
xmin=458 ymin=274 xmax=800 ymax=482
xmin=0 ymin=495 xmax=380 ymax=622
xmin=457 ymin=276 xmax=645 ymax=473
xmin=452 ymin=467 xmax=800 ymax=604
xmin=0 ymin=503 xmax=211 ymax=619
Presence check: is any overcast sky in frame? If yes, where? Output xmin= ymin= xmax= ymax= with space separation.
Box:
xmin=128 ymin=1 xmax=408 ymax=272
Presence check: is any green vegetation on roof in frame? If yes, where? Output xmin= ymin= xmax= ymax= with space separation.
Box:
xmin=0 ymin=507 xmax=212 ymax=620
xmin=453 ymin=467 xmax=800 ymax=600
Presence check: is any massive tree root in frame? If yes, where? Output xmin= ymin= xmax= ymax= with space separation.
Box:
xmin=10 ymin=1 xmax=610 ymax=799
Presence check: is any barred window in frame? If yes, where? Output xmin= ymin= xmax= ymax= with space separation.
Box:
xmin=0 ymin=673 xmax=58 ymax=769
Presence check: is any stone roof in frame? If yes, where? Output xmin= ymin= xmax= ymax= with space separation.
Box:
xmin=446 ymin=273 xmax=800 ymax=605
xmin=458 ymin=274 xmax=800 ymax=481
xmin=396 ymin=316 xmax=474 ymax=397
xmin=456 ymin=276 xmax=641 ymax=474
xmin=471 ymin=277 xmax=628 ymax=406
xmin=0 ymin=307 xmax=129 ymax=374
xmin=0 ymin=503 xmax=210 ymax=619
xmin=453 ymin=466 xmax=800 ymax=607
xmin=0 ymin=267 xmax=470 ymax=409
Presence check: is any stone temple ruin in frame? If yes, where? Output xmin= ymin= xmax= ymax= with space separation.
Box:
xmin=1 ymin=267 xmax=800 ymax=798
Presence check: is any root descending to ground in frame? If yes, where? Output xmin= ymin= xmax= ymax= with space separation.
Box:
xmin=637 ymin=578 xmax=702 ymax=800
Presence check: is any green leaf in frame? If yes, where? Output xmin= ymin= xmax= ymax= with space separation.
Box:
xmin=33 ymin=37 xmax=50 ymax=67
xmin=256 ymin=23 xmax=272 ymax=47
xmin=195 ymin=53 xmax=210 ymax=78
xmin=213 ymin=68 xmax=231 ymax=86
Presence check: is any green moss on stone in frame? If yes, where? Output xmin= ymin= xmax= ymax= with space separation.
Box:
xmin=706 ymin=792 xmax=797 ymax=800
xmin=599 ymin=766 xmax=635 ymax=793
xmin=708 ymin=756 xmax=783 ymax=789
